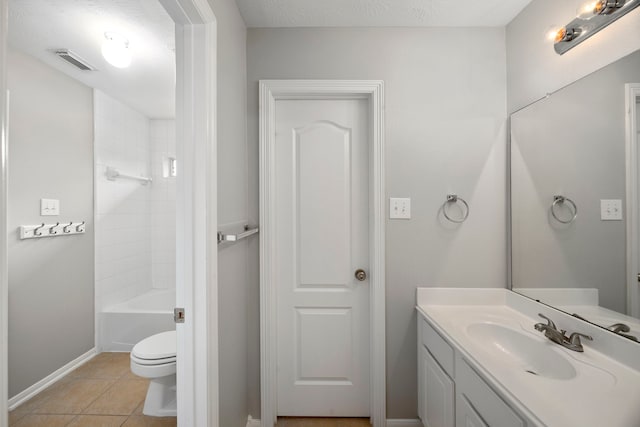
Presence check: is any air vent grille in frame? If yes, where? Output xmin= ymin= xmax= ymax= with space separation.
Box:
xmin=54 ymin=49 xmax=95 ymax=71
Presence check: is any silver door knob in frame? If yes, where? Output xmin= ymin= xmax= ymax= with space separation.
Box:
xmin=355 ymin=269 xmax=367 ymax=281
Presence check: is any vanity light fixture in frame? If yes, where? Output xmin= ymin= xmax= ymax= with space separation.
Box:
xmin=101 ymin=32 xmax=132 ymax=68
xmin=554 ymin=0 xmax=640 ymax=54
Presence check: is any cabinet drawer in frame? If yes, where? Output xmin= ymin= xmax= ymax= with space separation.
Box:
xmin=456 ymin=358 xmax=525 ymax=427
xmin=421 ymin=318 xmax=454 ymax=377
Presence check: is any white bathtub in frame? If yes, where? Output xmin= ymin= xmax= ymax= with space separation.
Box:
xmin=100 ymin=289 xmax=176 ymax=352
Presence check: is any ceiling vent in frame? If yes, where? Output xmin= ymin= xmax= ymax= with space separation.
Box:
xmin=54 ymin=49 xmax=95 ymax=71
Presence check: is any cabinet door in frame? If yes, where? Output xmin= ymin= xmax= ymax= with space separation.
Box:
xmin=419 ymin=346 xmax=454 ymax=427
xmin=456 ymin=394 xmax=488 ymax=427
xmin=456 ymin=358 xmax=525 ymax=427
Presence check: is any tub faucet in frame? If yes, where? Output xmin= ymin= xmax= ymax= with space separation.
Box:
xmin=534 ymin=313 xmax=593 ymax=352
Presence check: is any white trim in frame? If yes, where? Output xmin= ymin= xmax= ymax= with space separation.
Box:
xmin=625 ymin=83 xmax=640 ymax=318
xmin=0 ymin=0 xmax=8 ymax=426
xmin=248 ymin=418 xmax=419 ymax=427
xmin=160 ymin=1 xmax=218 ymax=426
xmin=8 ymin=348 xmax=97 ymax=410
xmin=259 ymin=80 xmax=386 ymax=427
xmin=246 ymin=416 xmax=261 ymax=427
xmin=386 ymin=420 xmax=423 ymax=427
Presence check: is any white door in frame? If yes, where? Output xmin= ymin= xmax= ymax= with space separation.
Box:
xmin=274 ymin=99 xmax=370 ymax=416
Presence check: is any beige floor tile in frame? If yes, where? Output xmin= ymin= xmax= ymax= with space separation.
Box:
xmin=120 ymin=370 xmax=144 ymax=381
xmin=83 ymin=380 xmax=148 ymax=415
xmin=67 ymin=415 xmax=128 ymax=427
xmin=68 ymin=354 xmax=130 ymax=380
xmin=122 ymin=415 xmax=177 ymax=427
xmin=9 ymin=406 xmax=30 ymax=426
xmin=132 ymin=401 xmax=145 ymax=415
xmin=11 ymin=378 xmax=72 ymax=415
xmin=91 ymin=353 xmax=116 ymax=363
xmin=11 ymin=414 xmax=75 ymax=427
xmin=33 ymin=379 xmax=115 ymax=414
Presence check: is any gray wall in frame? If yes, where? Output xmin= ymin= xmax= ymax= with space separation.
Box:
xmin=511 ymin=51 xmax=640 ymax=313
xmin=207 ymin=0 xmax=250 ymax=426
xmin=507 ymin=0 xmax=640 ymax=112
xmin=246 ymin=27 xmax=508 ymax=419
xmin=7 ymin=50 xmax=94 ymax=397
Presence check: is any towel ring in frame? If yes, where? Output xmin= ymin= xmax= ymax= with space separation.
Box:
xmin=443 ymin=194 xmax=469 ymax=223
xmin=551 ymin=195 xmax=577 ymax=224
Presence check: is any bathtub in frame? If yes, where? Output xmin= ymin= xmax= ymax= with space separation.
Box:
xmin=100 ymin=289 xmax=176 ymax=351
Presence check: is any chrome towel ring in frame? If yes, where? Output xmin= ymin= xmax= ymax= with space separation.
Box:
xmin=551 ymin=195 xmax=577 ymax=224
xmin=443 ymin=194 xmax=469 ymax=223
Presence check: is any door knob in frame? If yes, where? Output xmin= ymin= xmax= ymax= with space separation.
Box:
xmin=355 ymin=269 xmax=367 ymax=281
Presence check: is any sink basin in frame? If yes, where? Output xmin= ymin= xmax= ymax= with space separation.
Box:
xmin=467 ymin=322 xmax=577 ymax=380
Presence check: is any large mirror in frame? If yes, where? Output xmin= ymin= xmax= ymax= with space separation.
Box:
xmin=510 ymin=49 xmax=640 ymax=342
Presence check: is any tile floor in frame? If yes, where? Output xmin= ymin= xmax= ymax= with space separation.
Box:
xmin=276 ymin=418 xmax=370 ymax=427
xmin=9 ymin=352 xmax=176 ymax=427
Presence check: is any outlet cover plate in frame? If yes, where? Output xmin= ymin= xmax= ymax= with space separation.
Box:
xmin=390 ymin=197 xmax=411 ymax=219
xmin=601 ymin=199 xmax=622 ymax=221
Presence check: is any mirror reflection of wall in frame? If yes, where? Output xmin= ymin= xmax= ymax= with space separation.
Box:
xmin=510 ymin=49 xmax=640 ymax=340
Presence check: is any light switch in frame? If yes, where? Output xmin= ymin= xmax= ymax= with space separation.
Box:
xmin=390 ymin=197 xmax=411 ymax=219
xmin=601 ymin=199 xmax=622 ymax=221
xmin=41 ymin=198 xmax=60 ymax=216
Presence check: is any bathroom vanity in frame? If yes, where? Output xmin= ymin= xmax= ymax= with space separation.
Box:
xmin=416 ymin=288 xmax=640 ymax=427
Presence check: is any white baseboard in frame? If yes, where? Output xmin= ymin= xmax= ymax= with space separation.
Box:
xmin=386 ymin=420 xmax=422 ymax=427
xmin=246 ymin=418 xmax=421 ymax=427
xmin=8 ymin=347 xmax=97 ymax=410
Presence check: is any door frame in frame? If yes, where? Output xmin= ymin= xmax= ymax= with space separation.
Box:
xmin=259 ymin=80 xmax=386 ymax=427
xmin=0 ymin=0 xmax=218 ymax=425
xmin=625 ymin=83 xmax=640 ymax=318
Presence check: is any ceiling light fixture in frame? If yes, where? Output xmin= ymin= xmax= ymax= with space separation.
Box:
xmin=101 ymin=32 xmax=132 ymax=68
xmin=555 ymin=0 xmax=640 ymax=54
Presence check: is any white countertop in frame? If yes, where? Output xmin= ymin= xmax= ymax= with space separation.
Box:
xmin=416 ymin=288 xmax=640 ymax=427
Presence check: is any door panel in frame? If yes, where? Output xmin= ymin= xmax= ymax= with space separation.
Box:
xmin=276 ymin=99 xmax=369 ymax=416
xmin=297 ymin=122 xmax=351 ymax=286
xmin=296 ymin=308 xmax=352 ymax=383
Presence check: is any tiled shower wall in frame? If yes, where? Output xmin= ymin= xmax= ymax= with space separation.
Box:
xmin=149 ymin=120 xmax=176 ymax=290
xmin=94 ymin=91 xmax=176 ymax=311
xmin=94 ymin=90 xmax=152 ymax=311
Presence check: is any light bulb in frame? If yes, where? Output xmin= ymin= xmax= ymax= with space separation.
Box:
xmin=545 ymin=25 xmax=563 ymax=42
xmin=102 ymin=32 xmax=132 ymax=68
xmin=576 ymin=1 xmax=599 ymax=19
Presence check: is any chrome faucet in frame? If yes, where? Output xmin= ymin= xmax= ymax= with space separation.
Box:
xmin=534 ymin=313 xmax=593 ymax=352
xmin=607 ymin=323 xmax=639 ymax=342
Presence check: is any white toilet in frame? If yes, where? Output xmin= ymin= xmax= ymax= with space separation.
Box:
xmin=130 ymin=330 xmax=177 ymax=417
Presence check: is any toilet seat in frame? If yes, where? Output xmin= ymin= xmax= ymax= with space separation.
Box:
xmin=131 ymin=330 xmax=176 ymax=362
xmin=131 ymin=354 xmax=176 ymax=366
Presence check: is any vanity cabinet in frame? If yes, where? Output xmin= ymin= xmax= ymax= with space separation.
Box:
xmin=418 ymin=316 xmax=530 ymax=427
xmin=418 ymin=345 xmax=454 ymax=427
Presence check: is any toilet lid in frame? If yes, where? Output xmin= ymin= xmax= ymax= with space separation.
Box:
xmin=132 ymin=330 xmax=176 ymax=360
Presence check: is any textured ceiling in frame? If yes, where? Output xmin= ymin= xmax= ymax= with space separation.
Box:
xmin=236 ymin=0 xmax=533 ymax=27
xmin=9 ymin=0 xmax=175 ymax=119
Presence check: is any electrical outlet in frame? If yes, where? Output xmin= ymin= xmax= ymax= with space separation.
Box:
xmin=390 ymin=197 xmax=411 ymax=219
xmin=601 ymin=199 xmax=622 ymax=221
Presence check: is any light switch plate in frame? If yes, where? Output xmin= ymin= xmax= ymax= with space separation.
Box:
xmin=601 ymin=199 xmax=622 ymax=221
xmin=41 ymin=198 xmax=60 ymax=216
xmin=390 ymin=197 xmax=411 ymax=219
